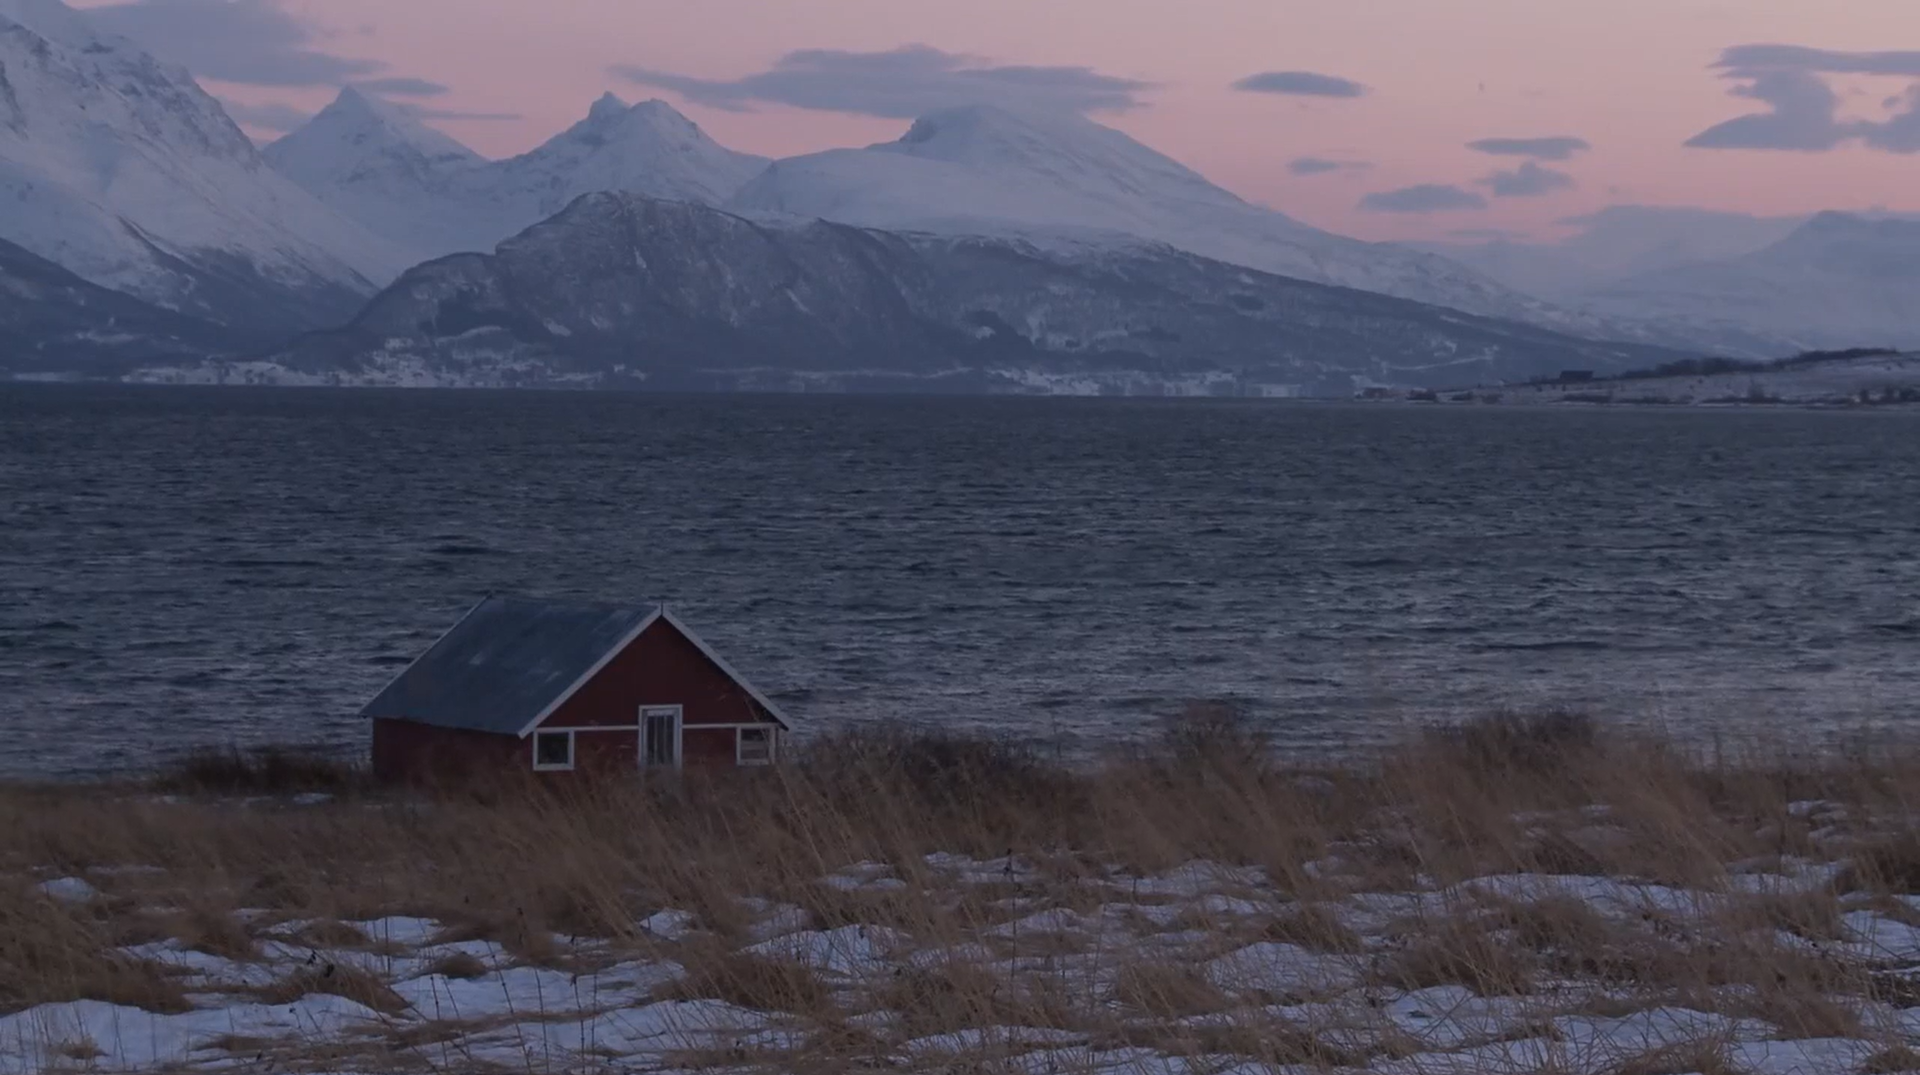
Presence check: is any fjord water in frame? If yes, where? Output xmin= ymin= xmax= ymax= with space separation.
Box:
xmin=4 ymin=385 xmax=1918 ymax=778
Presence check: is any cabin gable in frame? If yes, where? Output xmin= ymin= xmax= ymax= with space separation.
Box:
xmin=539 ymin=619 xmax=775 ymax=731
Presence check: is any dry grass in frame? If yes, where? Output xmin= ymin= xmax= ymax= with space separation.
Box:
xmin=1258 ymin=902 xmax=1366 ymax=953
xmin=6 ymin=710 xmax=1920 ymax=1070
xmin=1106 ymin=963 xmax=1229 ymax=1018
xmin=1610 ymin=1041 xmax=1737 ymax=1075
xmin=291 ymin=918 xmax=373 ymax=949
xmin=1378 ymin=916 xmax=1539 ymax=995
xmin=656 ymin=947 xmax=837 ymax=1017
xmin=150 ymin=745 xmax=364 ymax=796
xmin=1862 ymin=1045 xmax=1920 ymax=1074
xmin=172 ymin=902 xmax=257 ymax=959
xmin=257 ymin=961 xmax=409 ymax=1014
xmin=422 ymin=950 xmax=489 ymax=980
xmin=0 ymin=885 xmax=192 ymax=1015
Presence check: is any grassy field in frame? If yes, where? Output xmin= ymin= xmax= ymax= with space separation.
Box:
xmin=6 ymin=709 xmax=1920 ymax=1073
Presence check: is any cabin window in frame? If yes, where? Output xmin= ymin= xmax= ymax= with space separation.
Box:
xmin=533 ymin=731 xmax=574 ymax=771
xmin=737 ymin=727 xmax=773 ymax=765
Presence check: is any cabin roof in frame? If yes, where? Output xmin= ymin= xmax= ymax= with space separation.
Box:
xmin=358 ymin=594 xmax=658 ymax=736
xmin=359 ymin=594 xmax=794 ymax=736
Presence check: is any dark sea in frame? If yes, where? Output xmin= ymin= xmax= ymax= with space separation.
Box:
xmin=4 ymin=384 xmax=1919 ymax=779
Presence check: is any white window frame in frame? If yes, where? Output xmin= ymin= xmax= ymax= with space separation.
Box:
xmin=639 ymin=706 xmax=684 ymax=769
xmin=532 ymin=729 xmax=575 ymax=772
xmin=736 ymin=725 xmax=776 ymax=766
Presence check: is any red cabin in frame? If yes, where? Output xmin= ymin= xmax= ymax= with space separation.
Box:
xmin=361 ymin=594 xmax=792 ymax=784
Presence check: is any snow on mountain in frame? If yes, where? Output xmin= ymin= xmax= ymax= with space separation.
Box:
xmin=222 ymin=192 xmax=1680 ymax=395
xmin=267 ymin=92 xmax=770 ymax=258
xmin=0 ymin=0 xmax=411 ymax=333
xmin=262 ymin=87 xmax=482 ymax=196
xmin=1415 ymin=206 xmax=1814 ymax=301
xmin=724 ymin=104 xmax=1600 ymax=332
xmin=1576 ymin=213 xmax=1920 ymax=352
xmin=487 ymin=94 xmax=770 ymax=219
xmin=0 ymin=233 xmax=235 ymax=375
xmin=262 ymin=87 xmax=499 ymax=256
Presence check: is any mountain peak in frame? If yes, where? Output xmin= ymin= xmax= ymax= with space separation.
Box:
xmin=271 ymin=87 xmax=481 ymax=170
xmin=0 ymin=0 xmax=102 ymax=47
xmin=587 ymin=91 xmax=630 ymax=124
xmin=887 ymin=103 xmax=1107 ymax=156
xmin=327 ymin=85 xmax=421 ymax=130
xmin=264 ymin=86 xmax=482 ymax=211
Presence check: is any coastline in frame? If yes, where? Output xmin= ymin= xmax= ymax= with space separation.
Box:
xmin=1355 ymin=350 xmax=1920 ymax=412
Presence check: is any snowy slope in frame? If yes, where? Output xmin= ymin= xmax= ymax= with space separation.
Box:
xmin=229 ymin=192 xmax=1679 ymax=395
xmin=262 ymin=88 xmax=500 ymax=256
xmin=1577 ymin=213 xmax=1920 ymax=352
xmin=267 ymin=92 xmax=770 ymax=258
xmin=1416 ymin=206 xmax=1812 ymax=301
xmin=486 ymin=94 xmax=770 ymax=221
xmin=725 ymin=105 xmax=1604 ymax=332
xmin=0 ymin=0 xmax=411 ymax=332
xmin=0 ymin=234 xmax=235 ymax=374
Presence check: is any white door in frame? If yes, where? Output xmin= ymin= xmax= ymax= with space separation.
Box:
xmin=640 ymin=706 xmax=683 ymax=768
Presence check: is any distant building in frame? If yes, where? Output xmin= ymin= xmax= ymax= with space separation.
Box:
xmin=361 ymin=595 xmax=791 ymax=784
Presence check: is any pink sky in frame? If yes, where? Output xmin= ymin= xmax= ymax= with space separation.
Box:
xmin=107 ymin=0 xmax=1920 ymax=242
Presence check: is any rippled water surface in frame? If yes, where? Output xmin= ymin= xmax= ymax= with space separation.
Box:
xmin=5 ymin=385 xmax=1919 ymax=777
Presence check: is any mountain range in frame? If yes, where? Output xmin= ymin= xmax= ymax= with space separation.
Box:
xmin=262 ymin=88 xmax=769 ymax=258
xmin=139 ymin=192 xmax=1675 ymax=395
xmin=0 ymin=0 xmax=403 ymax=339
xmin=2 ymin=0 xmax=1915 ymax=392
xmin=1422 ymin=207 xmax=1920 ymax=353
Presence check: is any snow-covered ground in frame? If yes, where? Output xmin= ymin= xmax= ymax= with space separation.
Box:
xmin=11 ymin=799 xmax=1920 ymax=1074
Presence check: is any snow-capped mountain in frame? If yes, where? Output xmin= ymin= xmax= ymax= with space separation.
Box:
xmin=260 ymin=88 xmax=495 ymax=255
xmin=266 ymin=92 xmax=769 ymax=258
xmin=723 ymin=105 xmax=1604 ymax=333
xmin=1575 ymin=213 xmax=1920 ymax=352
xmin=0 ymin=0 xmax=410 ymax=335
xmin=486 ymin=94 xmax=770 ymax=220
xmin=1416 ymin=206 xmax=1813 ymax=301
xmin=194 ymin=193 xmax=1681 ymax=394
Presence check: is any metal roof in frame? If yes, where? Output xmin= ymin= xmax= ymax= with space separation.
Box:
xmin=358 ymin=594 xmax=659 ymax=736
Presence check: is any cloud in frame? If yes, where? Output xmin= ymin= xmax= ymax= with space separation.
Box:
xmin=219 ymin=98 xmax=313 ymax=133
xmin=614 ymin=44 xmax=1152 ymax=118
xmin=1686 ymin=44 xmax=1920 ymax=153
xmin=88 ymin=0 xmax=379 ymax=86
xmin=1714 ymin=44 xmax=1920 ymax=78
xmin=90 ymin=0 xmax=450 ymax=101
xmin=352 ymin=77 xmax=451 ymax=98
xmin=1479 ymin=161 xmax=1577 ymax=198
xmin=1466 ymin=136 xmax=1590 ymax=161
xmin=1686 ymin=68 xmax=1847 ymax=151
xmin=1288 ymin=156 xmax=1370 ymax=176
xmin=1231 ymin=71 xmax=1368 ymax=98
xmin=1358 ymin=184 xmax=1488 ymax=214
xmin=1864 ymin=85 xmax=1920 ymax=152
